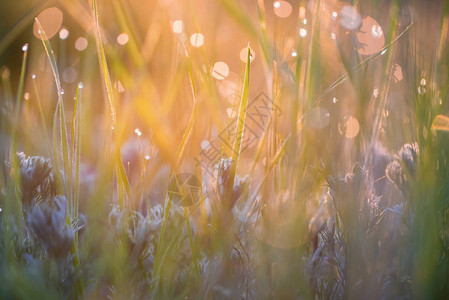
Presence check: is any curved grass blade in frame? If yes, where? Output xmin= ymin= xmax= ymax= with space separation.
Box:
xmin=8 ymin=44 xmax=29 ymax=245
xmin=92 ymin=0 xmax=131 ymax=209
xmin=35 ymin=18 xmax=70 ymax=197
xmin=227 ymin=44 xmax=251 ymax=193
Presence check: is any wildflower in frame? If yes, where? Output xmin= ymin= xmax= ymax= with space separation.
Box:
xmin=385 ymin=142 xmax=419 ymax=196
xmin=28 ymin=195 xmax=74 ymax=257
xmin=217 ymin=158 xmax=250 ymax=211
xmin=15 ymin=152 xmax=57 ymax=207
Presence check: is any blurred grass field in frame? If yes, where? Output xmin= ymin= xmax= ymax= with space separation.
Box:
xmin=1 ymin=0 xmax=449 ymax=299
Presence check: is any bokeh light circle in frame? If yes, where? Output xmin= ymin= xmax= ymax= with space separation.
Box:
xmin=33 ymin=7 xmax=63 ymax=39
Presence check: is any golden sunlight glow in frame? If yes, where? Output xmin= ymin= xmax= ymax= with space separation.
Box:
xmin=33 ymin=7 xmax=63 ymax=39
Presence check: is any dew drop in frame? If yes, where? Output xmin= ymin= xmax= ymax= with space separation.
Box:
xmin=22 ymin=44 xmax=29 ymax=52
xmin=371 ymin=25 xmax=383 ymax=38
xmin=418 ymin=86 xmax=426 ymax=95
xmin=332 ymin=97 xmax=338 ymax=104
xmin=291 ymin=50 xmax=297 ymax=57
xmin=32 ymin=74 xmax=36 ymax=79
xmin=373 ymin=89 xmax=379 ymax=98
xmin=144 ymin=154 xmax=151 ymax=160
xmin=239 ymin=47 xmax=255 ymax=62
xmin=78 ymin=82 xmax=83 ymax=89
xmin=59 ymin=28 xmax=69 ymax=40
xmin=332 ymin=11 xmax=338 ymax=20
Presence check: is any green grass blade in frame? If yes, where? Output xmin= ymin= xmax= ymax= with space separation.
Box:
xmin=31 ymin=75 xmax=51 ymax=156
xmin=35 ymin=18 xmax=71 ymax=200
xmin=228 ymin=44 xmax=251 ymax=191
xmin=92 ymin=0 xmax=131 ymax=209
xmin=9 ymin=44 xmax=28 ymax=245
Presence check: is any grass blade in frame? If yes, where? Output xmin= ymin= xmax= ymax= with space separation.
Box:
xmin=35 ymin=18 xmax=70 ymax=198
xmin=92 ymin=0 xmax=132 ymax=209
xmin=227 ymin=44 xmax=251 ymax=193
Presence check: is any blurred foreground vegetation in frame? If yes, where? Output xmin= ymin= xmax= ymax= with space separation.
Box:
xmin=1 ymin=0 xmax=449 ymax=299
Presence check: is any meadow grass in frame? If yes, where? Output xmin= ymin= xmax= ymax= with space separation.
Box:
xmin=1 ymin=0 xmax=449 ymax=299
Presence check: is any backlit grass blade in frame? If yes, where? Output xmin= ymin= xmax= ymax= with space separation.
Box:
xmin=72 ymin=83 xmax=82 ymax=222
xmin=92 ymin=0 xmax=132 ymax=209
xmin=228 ymin=44 xmax=251 ymax=192
xmin=35 ymin=18 xmax=70 ymax=198
xmin=36 ymin=19 xmax=85 ymax=299
xmin=8 ymin=43 xmax=28 ymax=245
xmin=31 ymin=75 xmax=51 ymax=156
